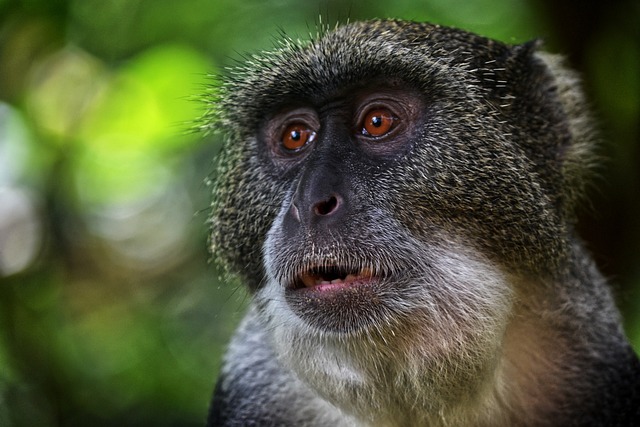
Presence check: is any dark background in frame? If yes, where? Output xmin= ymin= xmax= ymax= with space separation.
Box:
xmin=0 ymin=0 xmax=638 ymax=425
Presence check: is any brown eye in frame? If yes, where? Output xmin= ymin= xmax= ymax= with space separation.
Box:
xmin=281 ymin=124 xmax=315 ymax=151
xmin=362 ymin=108 xmax=395 ymax=137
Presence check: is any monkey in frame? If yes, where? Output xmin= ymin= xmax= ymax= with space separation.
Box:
xmin=203 ymin=19 xmax=640 ymax=426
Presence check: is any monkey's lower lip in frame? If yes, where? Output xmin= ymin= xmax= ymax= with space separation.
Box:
xmin=293 ymin=267 xmax=375 ymax=291
xmin=286 ymin=266 xmax=387 ymax=334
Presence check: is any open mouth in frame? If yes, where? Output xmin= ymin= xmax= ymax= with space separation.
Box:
xmin=292 ymin=266 xmax=375 ymax=291
xmin=284 ymin=264 xmax=392 ymax=332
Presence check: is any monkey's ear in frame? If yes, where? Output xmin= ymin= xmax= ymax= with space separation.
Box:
xmin=497 ymin=40 xmax=597 ymax=218
xmin=534 ymin=50 xmax=599 ymax=216
xmin=512 ymin=38 xmax=543 ymax=59
xmin=476 ymin=39 xmax=540 ymax=97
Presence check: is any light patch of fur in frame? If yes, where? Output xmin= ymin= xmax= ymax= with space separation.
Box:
xmin=496 ymin=313 xmax=571 ymax=425
xmin=222 ymin=307 xmax=362 ymax=426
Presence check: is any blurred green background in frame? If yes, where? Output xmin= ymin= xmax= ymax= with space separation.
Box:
xmin=0 ymin=0 xmax=638 ymax=425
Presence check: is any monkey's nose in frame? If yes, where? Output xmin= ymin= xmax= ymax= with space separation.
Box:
xmin=288 ymin=161 xmax=349 ymax=228
xmin=288 ymin=194 xmax=342 ymax=223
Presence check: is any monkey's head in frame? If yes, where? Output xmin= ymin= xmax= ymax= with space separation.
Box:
xmin=207 ymin=20 xmax=595 ymax=420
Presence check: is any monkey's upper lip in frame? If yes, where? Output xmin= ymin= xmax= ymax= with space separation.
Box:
xmin=292 ymin=266 xmax=375 ymax=291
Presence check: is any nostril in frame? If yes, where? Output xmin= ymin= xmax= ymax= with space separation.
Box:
xmin=314 ymin=195 xmax=340 ymax=216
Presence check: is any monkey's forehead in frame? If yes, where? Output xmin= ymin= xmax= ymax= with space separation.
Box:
xmin=208 ymin=19 xmax=530 ymax=134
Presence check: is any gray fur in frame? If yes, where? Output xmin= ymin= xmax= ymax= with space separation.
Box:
xmin=205 ymin=20 xmax=640 ymax=426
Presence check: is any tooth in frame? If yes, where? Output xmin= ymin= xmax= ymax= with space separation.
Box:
xmin=360 ymin=268 xmax=373 ymax=278
xmin=345 ymin=274 xmax=356 ymax=282
xmin=330 ymin=278 xmax=343 ymax=284
xmin=301 ymin=275 xmax=316 ymax=288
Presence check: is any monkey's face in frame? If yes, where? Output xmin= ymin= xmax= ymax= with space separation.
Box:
xmin=262 ymin=86 xmax=426 ymax=332
xmin=258 ymin=78 xmax=513 ymax=340
xmin=210 ymin=20 xmax=576 ymax=415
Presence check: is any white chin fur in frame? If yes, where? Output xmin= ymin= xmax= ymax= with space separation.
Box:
xmin=260 ymin=217 xmax=513 ymax=426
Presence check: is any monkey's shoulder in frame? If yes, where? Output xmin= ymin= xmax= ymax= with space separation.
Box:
xmin=577 ymin=344 xmax=640 ymax=426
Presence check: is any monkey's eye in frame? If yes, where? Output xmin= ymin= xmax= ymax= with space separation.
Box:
xmin=281 ymin=124 xmax=315 ymax=151
xmin=361 ymin=108 xmax=396 ymax=137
